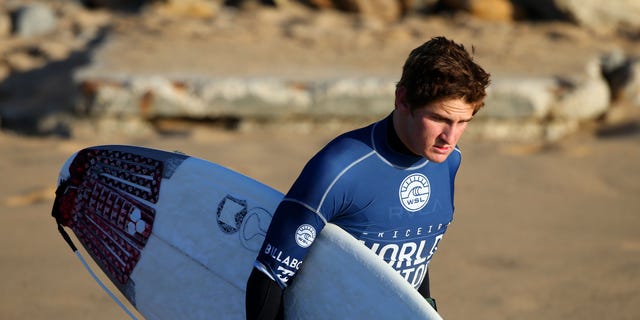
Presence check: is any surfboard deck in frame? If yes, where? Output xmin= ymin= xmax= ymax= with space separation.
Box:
xmin=51 ymin=145 xmax=441 ymax=319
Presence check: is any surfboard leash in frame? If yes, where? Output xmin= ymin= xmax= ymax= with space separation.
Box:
xmin=52 ymin=181 xmax=140 ymax=320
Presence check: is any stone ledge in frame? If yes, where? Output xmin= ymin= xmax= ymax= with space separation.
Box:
xmin=73 ymin=53 xmax=640 ymax=142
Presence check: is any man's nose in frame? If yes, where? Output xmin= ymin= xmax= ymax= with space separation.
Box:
xmin=439 ymin=124 xmax=454 ymax=143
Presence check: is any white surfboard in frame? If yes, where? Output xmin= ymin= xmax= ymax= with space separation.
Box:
xmin=52 ymin=145 xmax=441 ymax=319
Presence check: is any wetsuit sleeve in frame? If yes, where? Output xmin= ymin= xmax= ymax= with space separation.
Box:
xmin=251 ymin=141 xmax=347 ymax=288
xmin=246 ymin=137 xmax=350 ymax=318
xmin=253 ymin=199 xmax=326 ymax=288
xmin=246 ymin=199 xmax=326 ymax=320
xmin=246 ymin=268 xmax=284 ymax=320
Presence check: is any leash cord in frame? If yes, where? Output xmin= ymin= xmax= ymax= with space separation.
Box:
xmin=58 ymin=224 xmax=139 ymax=320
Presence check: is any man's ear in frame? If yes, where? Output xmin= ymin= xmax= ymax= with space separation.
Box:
xmin=395 ymin=86 xmax=410 ymax=113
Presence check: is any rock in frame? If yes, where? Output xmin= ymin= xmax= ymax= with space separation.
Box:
xmin=602 ymin=51 xmax=640 ymax=107
xmin=399 ymin=0 xmax=440 ymax=15
xmin=545 ymin=119 xmax=579 ymax=142
xmin=74 ymin=117 xmax=156 ymax=138
xmin=510 ymin=0 xmax=567 ymax=20
xmin=284 ymin=10 xmax=357 ymax=47
xmin=131 ymin=77 xmax=208 ymax=118
xmin=149 ymin=0 xmax=222 ymax=19
xmin=80 ymin=0 xmax=146 ymax=10
xmin=310 ymin=0 xmax=403 ymax=22
xmin=311 ymin=77 xmax=395 ymax=117
xmin=603 ymin=103 xmax=640 ymax=128
xmin=351 ymin=0 xmax=403 ymax=23
xmin=77 ymin=76 xmax=397 ymax=120
xmin=441 ymin=0 xmax=521 ymax=22
xmin=481 ymin=76 xmax=556 ymax=120
xmin=4 ymin=50 xmax=46 ymax=72
xmin=33 ymin=113 xmax=74 ymax=137
xmin=13 ymin=3 xmax=58 ymax=38
xmin=513 ymin=0 xmax=640 ymax=32
xmin=466 ymin=119 xmax=545 ymax=142
xmin=554 ymin=0 xmax=640 ymax=32
xmin=551 ymin=59 xmax=611 ymax=121
xmin=199 ymin=78 xmax=312 ymax=117
xmin=601 ymin=48 xmax=628 ymax=75
xmin=82 ymin=77 xmax=211 ymax=119
xmin=68 ymin=2 xmax=112 ymax=31
xmin=305 ymin=0 xmax=335 ymax=9
xmin=0 ymin=9 xmax=11 ymax=38
xmin=80 ymin=76 xmax=314 ymax=120
xmin=80 ymin=80 xmax=137 ymax=117
xmin=38 ymin=41 xmax=72 ymax=61
xmin=623 ymin=60 xmax=640 ymax=107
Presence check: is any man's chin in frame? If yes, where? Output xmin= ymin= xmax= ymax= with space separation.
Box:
xmin=425 ymin=150 xmax=451 ymax=163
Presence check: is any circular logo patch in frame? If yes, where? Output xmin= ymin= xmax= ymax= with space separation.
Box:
xmin=295 ymin=224 xmax=316 ymax=248
xmin=399 ymin=173 xmax=431 ymax=212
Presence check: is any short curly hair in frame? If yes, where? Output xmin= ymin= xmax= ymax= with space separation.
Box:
xmin=397 ymin=37 xmax=491 ymax=115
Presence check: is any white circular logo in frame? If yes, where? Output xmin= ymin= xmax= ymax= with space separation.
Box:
xmin=295 ymin=224 xmax=316 ymax=248
xmin=399 ymin=173 xmax=431 ymax=212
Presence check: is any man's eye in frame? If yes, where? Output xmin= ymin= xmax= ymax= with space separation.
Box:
xmin=432 ymin=116 xmax=447 ymax=122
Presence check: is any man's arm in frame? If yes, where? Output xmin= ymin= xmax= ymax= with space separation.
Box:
xmin=246 ymin=268 xmax=284 ymax=320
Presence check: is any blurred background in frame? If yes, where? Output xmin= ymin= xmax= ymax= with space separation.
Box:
xmin=0 ymin=0 xmax=638 ymax=319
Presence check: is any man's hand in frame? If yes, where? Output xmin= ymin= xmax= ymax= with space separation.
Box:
xmin=425 ymin=297 xmax=437 ymax=311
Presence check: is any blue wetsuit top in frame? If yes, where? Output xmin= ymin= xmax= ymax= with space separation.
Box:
xmin=254 ymin=114 xmax=460 ymax=290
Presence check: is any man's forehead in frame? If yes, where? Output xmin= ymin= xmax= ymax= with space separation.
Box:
xmin=421 ymin=99 xmax=474 ymax=116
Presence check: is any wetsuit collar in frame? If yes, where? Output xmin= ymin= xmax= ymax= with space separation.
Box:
xmin=373 ymin=114 xmax=428 ymax=169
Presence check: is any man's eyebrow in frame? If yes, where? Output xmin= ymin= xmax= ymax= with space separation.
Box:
xmin=426 ymin=110 xmax=473 ymax=122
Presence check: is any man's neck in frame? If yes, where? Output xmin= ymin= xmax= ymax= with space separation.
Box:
xmin=387 ymin=113 xmax=418 ymax=157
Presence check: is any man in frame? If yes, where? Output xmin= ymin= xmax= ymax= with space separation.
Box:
xmin=246 ymin=36 xmax=491 ymax=319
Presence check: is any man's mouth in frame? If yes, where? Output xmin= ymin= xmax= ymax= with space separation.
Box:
xmin=433 ymin=145 xmax=449 ymax=152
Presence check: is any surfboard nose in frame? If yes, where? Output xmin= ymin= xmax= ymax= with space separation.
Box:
xmin=51 ymin=146 xmax=164 ymax=285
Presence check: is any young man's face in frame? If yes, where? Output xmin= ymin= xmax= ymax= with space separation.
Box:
xmin=394 ymin=88 xmax=476 ymax=163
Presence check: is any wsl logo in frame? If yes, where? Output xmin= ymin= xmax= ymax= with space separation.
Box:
xmin=295 ymin=224 xmax=316 ymax=248
xmin=399 ymin=173 xmax=430 ymax=212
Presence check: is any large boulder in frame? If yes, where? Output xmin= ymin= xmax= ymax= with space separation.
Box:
xmin=12 ymin=3 xmax=58 ymax=38
xmin=440 ymin=0 xmax=523 ymax=21
xmin=399 ymin=0 xmax=440 ymax=15
xmin=551 ymin=59 xmax=611 ymax=121
xmin=514 ymin=0 xmax=640 ymax=32
xmin=481 ymin=76 xmax=556 ymax=121
xmin=148 ymin=0 xmax=222 ymax=19
xmin=602 ymin=50 xmax=634 ymax=105
xmin=305 ymin=0 xmax=403 ymax=22
xmin=556 ymin=0 xmax=640 ymax=32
